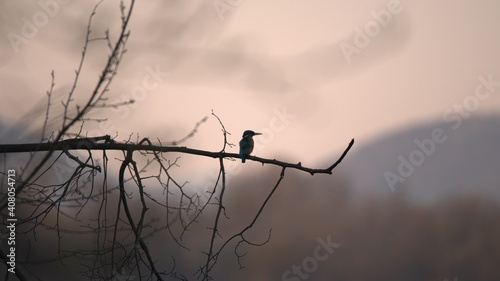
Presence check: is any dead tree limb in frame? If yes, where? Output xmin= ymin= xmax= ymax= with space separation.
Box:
xmin=0 ymin=137 xmax=354 ymax=176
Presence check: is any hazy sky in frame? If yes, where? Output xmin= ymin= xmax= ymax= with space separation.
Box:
xmin=1 ymin=0 xmax=499 ymax=166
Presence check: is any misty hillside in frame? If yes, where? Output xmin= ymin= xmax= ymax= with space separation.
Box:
xmin=337 ymin=114 xmax=500 ymax=204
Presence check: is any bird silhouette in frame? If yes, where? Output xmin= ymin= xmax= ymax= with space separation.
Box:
xmin=239 ymin=130 xmax=262 ymax=163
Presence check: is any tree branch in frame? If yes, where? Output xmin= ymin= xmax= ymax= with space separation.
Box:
xmin=0 ymin=138 xmax=354 ymax=176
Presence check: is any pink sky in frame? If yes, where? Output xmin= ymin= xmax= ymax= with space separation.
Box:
xmin=1 ymin=0 xmax=499 ymax=166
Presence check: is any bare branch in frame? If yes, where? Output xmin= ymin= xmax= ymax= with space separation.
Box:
xmin=0 ymin=138 xmax=354 ymax=175
xmin=0 ymin=1 xmax=355 ymax=280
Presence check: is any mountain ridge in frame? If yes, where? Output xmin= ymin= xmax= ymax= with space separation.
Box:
xmin=336 ymin=113 xmax=500 ymax=204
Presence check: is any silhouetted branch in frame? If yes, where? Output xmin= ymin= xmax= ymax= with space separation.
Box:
xmin=0 ymin=0 xmax=135 ymax=212
xmin=0 ymin=138 xmax=354 ymax=176
xmin=199 ymin=166 xmax=287 ymax=279
xmin=0 ymin=1 xmax=355 ymax=280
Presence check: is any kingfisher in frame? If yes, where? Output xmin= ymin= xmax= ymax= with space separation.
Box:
xmin=239 ymin=130 xmax=262 ymax=163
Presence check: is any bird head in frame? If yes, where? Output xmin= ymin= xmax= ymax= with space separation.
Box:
xmin=242 ymin=130 xmax=262 ymax=138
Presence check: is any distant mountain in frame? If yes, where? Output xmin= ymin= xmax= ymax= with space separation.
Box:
xmin=337 ymin=114 xmax=500 ymax=204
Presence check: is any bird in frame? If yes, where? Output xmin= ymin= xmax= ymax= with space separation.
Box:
xmin=239 ymin=130 xmax=262 ymax=163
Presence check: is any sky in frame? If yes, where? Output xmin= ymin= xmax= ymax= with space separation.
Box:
xmin=1 ymin=0 xmax=499 ymax=168
xmin=1 ymin=2 xmax=500 ymax=278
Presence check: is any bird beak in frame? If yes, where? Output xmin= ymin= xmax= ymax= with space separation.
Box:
xmin=254 ymin=132 xmax=262 ymax=136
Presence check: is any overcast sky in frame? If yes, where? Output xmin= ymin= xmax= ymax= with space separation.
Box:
xmin=1 ymin=0 xmax=499 ymax=167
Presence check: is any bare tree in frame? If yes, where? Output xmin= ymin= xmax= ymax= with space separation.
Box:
xmin=0 ymin=1 xmax=354 ymax=280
